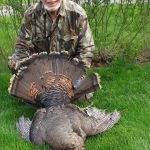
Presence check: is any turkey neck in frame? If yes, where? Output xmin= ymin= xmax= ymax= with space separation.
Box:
xmin=36 ymin=85 xmax=71 ymax=108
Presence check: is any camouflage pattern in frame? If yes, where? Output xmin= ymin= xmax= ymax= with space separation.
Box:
xmin=9 ymin=0 xmax=94 ymax=71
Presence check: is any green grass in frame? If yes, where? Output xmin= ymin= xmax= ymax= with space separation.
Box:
xmin=0 ymin=0 xmax=39 ymax=5
xmin=0 ymin=57 xmax=150 ymax=150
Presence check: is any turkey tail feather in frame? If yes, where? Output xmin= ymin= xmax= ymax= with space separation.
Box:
xmin=8 ymin=52 xmax=101 ymax=106
xmin=73 ymin=73 xmax=101 ymax=99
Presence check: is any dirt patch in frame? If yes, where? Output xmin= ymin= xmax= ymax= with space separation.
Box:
xmin=136 ymin=48 xmax=150 ymax=64
xmin=91 ymin=53 xmax=114 ymax=67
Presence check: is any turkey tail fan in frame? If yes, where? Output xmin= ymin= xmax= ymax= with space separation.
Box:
xmin=73 ymin=73 xmax=101 ymax=100
xmin=8 ymin=51 xmax=93 ymax=106
xmin=15 ymin=52 xmax=87 ymax=82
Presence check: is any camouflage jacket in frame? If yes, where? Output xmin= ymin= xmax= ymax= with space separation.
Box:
xmin=9 ymin=0 xmax=94 ymax=71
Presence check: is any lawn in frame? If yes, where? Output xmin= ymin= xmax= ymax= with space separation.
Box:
xmin=0 ymin=57 xmax=150 ymax=150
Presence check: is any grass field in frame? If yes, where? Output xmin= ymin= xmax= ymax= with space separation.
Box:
xmin=0 ymin=57 xmax=150 ymax=150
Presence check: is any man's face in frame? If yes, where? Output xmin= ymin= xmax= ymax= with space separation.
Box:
xmin=42 ymin=0 xmax=63 ymax=12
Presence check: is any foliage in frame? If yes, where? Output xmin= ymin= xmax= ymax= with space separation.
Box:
xmin=0 ymin=0 xmax=149 ymax=60
xmin=84 ymin=1 xmax=150 ymax=58
xmin=1 ymin=0 xmax=150 ymax=57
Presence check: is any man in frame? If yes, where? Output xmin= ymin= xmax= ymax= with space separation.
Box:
xmin=8 ymin=0 xmax=94 ymax=99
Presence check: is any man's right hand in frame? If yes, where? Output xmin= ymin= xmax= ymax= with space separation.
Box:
xmin=8 ymin=57 xmax=17 ymax=74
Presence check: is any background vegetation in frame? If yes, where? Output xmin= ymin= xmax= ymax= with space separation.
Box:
xmin=0 ymin=0 xmax=150 ymax=63
xmin=0 ymin=0 xmax=150 ymax=150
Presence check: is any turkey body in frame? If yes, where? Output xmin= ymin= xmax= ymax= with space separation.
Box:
xmin=30 ymin=104 xmax=120 ymax=150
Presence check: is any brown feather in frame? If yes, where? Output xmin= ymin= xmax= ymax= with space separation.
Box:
xmin=8 ymin=52 xmax=95 ymax=106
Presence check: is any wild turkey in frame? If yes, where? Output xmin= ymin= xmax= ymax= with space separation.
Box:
xmin=8 ymin=51 xmax=100 ymax=107
xmin=9 ymin=51 xmax=120 ymax=150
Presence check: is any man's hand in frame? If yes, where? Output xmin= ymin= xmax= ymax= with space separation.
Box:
xmin=8 ymin=56 xmax=17 ymax=74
